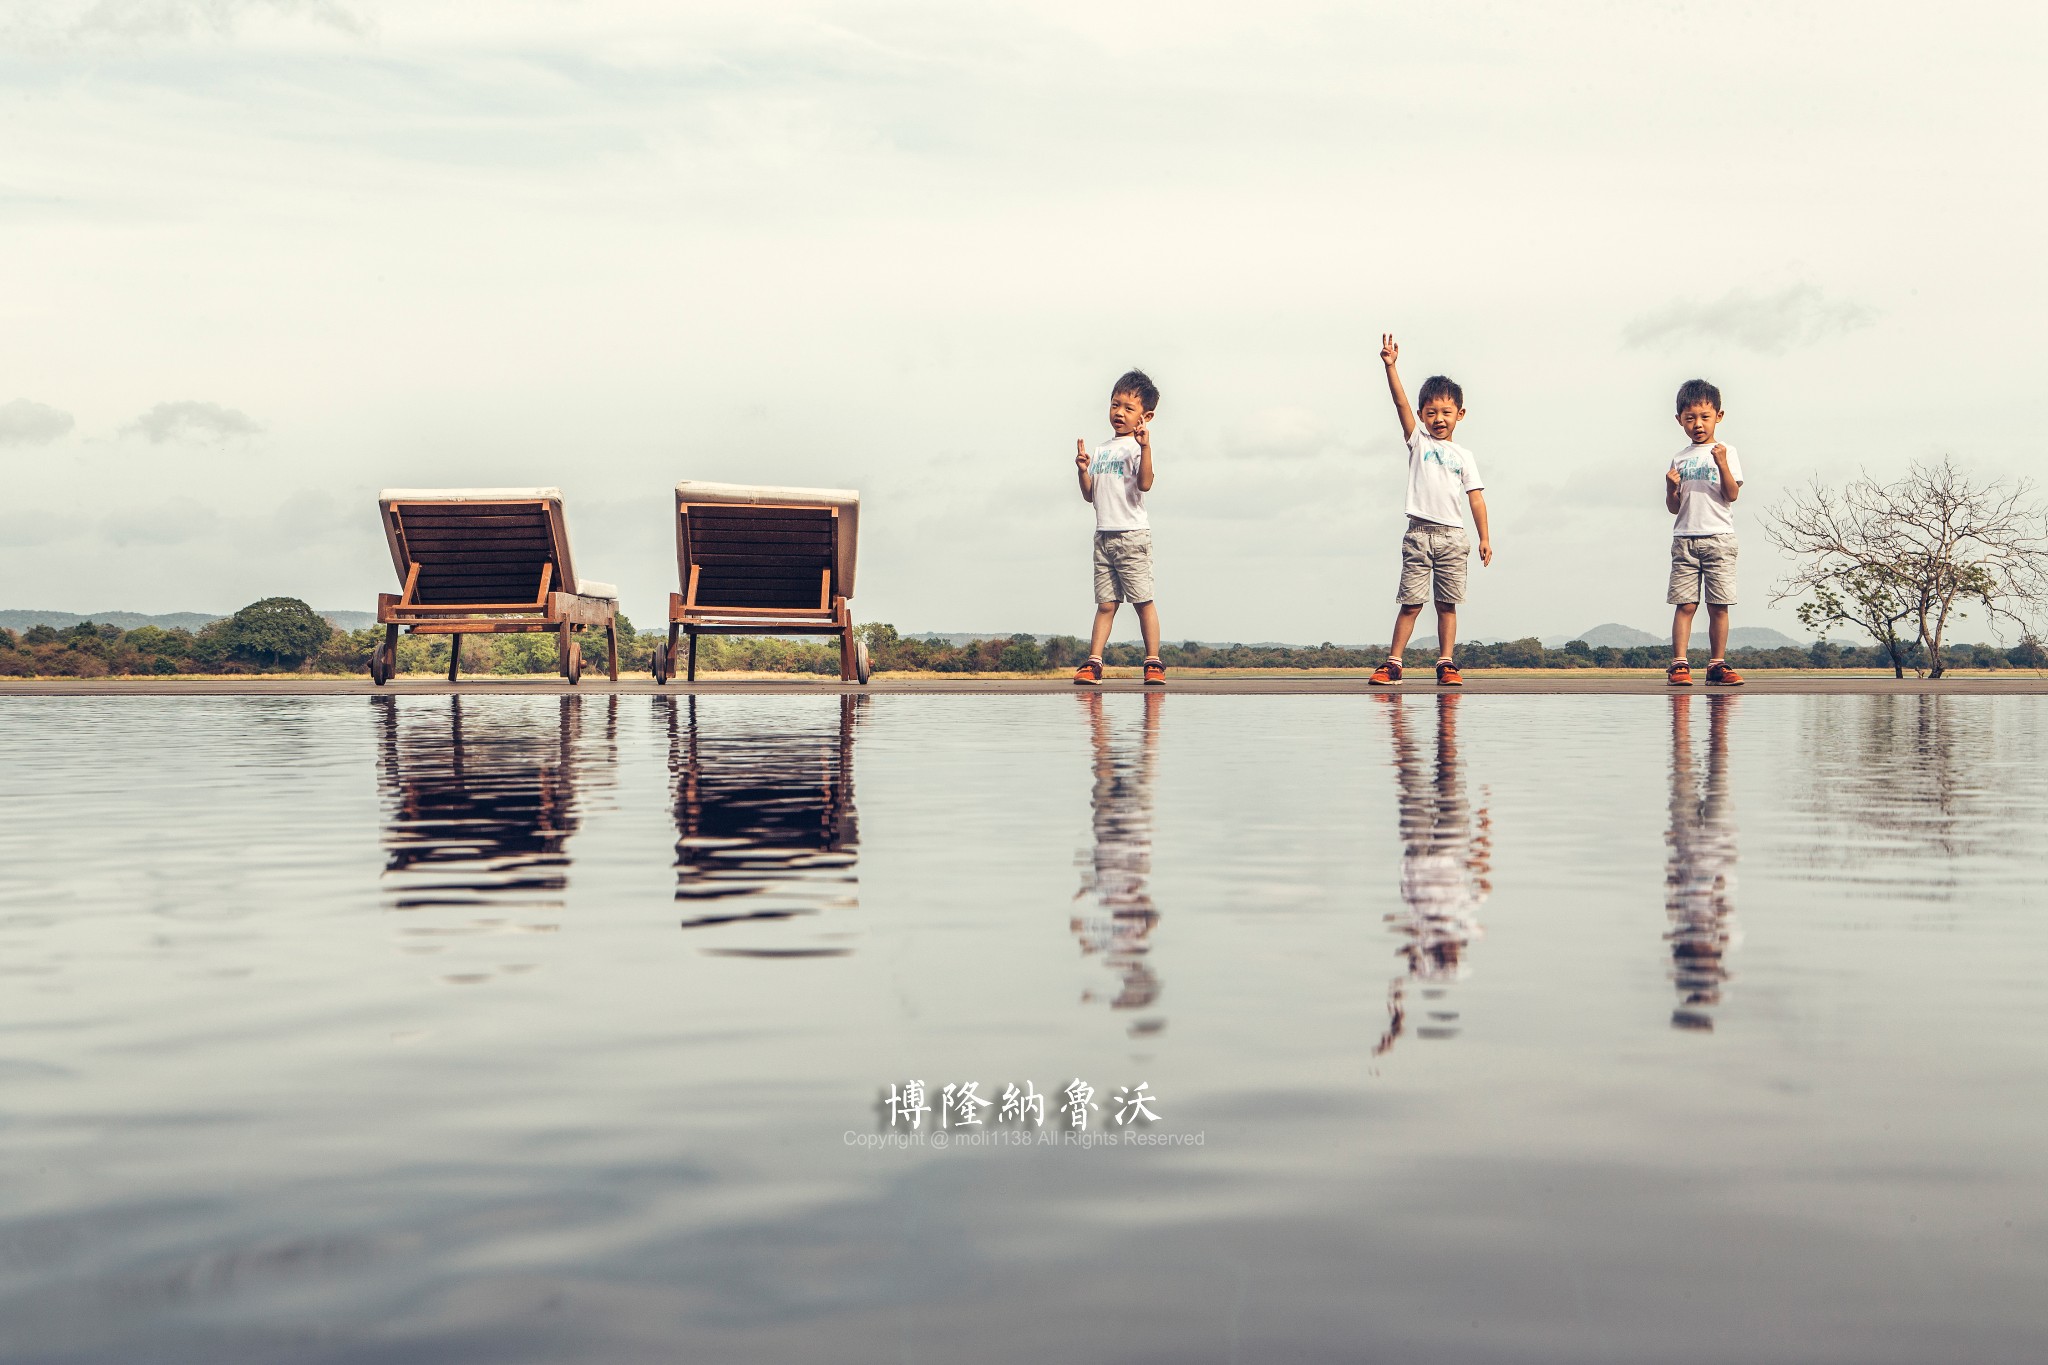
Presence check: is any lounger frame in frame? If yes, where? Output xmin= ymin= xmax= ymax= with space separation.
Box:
xmin=372 ymin=496 xmax=618 ymax=686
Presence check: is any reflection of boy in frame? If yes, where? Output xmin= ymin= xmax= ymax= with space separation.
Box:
xmin=1375 ymin=695 xmax=1492 ymax=1056
xmin=1664 ymin=379 xmax=1746 ymax=687
xmin=1665 ymin=693 xmax=1739 ymax=1030
xmin=1071 ymin=692 xmax=1164 ymax=1018
xmin=1369 ymin=336 xmax=1492 ymax=689
xmin=1072 ymin=370 xmax=1167 ymax=688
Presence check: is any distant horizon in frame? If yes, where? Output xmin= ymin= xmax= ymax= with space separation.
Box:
xmin=0 ymin=606 xmax=1820 ymax=651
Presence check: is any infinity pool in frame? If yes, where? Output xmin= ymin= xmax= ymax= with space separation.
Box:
xmin=2 ymin=694 xmax=2045 ymax=1363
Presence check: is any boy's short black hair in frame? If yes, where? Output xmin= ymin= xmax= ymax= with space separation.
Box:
xmin=1676 ymin=378 xmax=1722 ymax=413
xmin=1112 ymin=369 xmax=1159 ymax=412
xmin=1417 ymin=375 xmax=1462 ymax=410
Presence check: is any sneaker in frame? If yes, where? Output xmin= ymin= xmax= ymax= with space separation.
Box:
xmin=1436 ymin=660 xmax=1463 ymax=687
xmin=1072 ymin=658 xmax=1103 ymax=686
xmin=1705 ymin=660 xmax=1745 ymax=686
xmin=1667 ymin=659 xmax=1693 ymax=687
xmin=1143 ymin=658 xmax=1166 ymax=686
xmin=1369 ymin=659 xmax=1404 ymax=686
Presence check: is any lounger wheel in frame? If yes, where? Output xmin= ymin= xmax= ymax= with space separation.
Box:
xmin=564 ymin=639 xmax=582 ymax=686
xmin=368 ymin=642 xmax=393 ymax=686
xmin=855 ymin=639 xmax=870 ymax=685
xmin=650 ymin=642 xmax=669 ymax=685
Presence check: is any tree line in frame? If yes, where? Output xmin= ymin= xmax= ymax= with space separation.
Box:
xmin=5 ymin=605 xmax=2044 ymax=677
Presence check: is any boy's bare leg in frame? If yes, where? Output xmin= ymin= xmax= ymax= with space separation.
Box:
xmin=1672 ymin=602 xmax=1698 ymax=659
xmin=1135 ymin=601 xmax=1161 ymax=659
xmin=1088 ymin=602 xmax=1118 ymax=659
xmin=1705 ymin=604 xmax=1731 ymax=660
xmin=1387 ymin=603 xmax=1425 ymax=659
xmin=1435 ymin=604 xmax=1458 ymax=660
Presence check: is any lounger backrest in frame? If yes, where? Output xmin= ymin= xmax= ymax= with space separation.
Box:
xmin=684 ymin=504 xmax=839 ymax=610
xmin=673 ymin=482 xmax=860 ymax=606
xmin=385 ymin=498 xmax=564 ymax=606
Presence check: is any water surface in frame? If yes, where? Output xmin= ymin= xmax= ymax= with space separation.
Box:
xmin=2 ymin=692 xmax=2045 ymax=1363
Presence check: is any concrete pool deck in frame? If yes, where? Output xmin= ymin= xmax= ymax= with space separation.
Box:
xmin=5 ymin=672 xmax=2046 ymax=696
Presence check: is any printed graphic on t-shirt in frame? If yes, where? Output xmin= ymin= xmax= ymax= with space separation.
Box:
xmin=1675 ymin=451 xmax=1723 ymax=487
xmin=1093 ymin=449 xmax=1136 ymax=480
xmin=1418 ymin=445 xmax=1468 ymax=479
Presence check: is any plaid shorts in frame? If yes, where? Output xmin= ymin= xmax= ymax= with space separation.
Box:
xmin=1668 ymin=533 xmax=1738 ymax=605
xmin=1397 ymin=518 xmax=1469 ymax=605
xmin=1093 ymin=530 xmax=1155 ymax=603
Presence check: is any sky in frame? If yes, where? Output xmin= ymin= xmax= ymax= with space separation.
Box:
xmin=3 ymin=0 xmax=2044 ymax=644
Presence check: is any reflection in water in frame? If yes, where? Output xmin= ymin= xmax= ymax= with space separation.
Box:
xmin=378 ymin=696 xmax=613 ymax=910
xmin=665 ymin=695 xmax=862 ymax=957
xmin=1071 ymin=692 xmax=1164 ymax=1032
xmin=1665 ymin=693 xmax=1739 ymax=1031
xmin=377 ymin=696 xmax=616 ymax=982
xmin=1376 ymin=694 xmax=1492 ymax=1056
xmin=1795 ymin=694 xmax=2017 ymax=888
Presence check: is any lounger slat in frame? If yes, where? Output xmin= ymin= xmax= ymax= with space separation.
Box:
xmin=685 ymin=513 xmax=834 ymax=531
xmin=398 ymin=524 xmax=551 ymax=538
xmin=686 ymin=511 xmax=833 ymax=527
xmin=397 ymin=512 xmax=550 ymax=526
xmin=392 ymin=506 xmax=551 ymax=520
xmin=694 ymin=586 xmax=825 ymax=599
xmin=407 ymin=548 xmax=557 ymax=564
xmin=404 ymin=538 xmax=552 ymax=551
xmin=418 ymin=579 xmax=548 ymax=593
xmin=687 ymin=538 xmax=833 ymax=554
xmin=696 ymin=566 xmax=828 ymax=582
xmin=687 ymin=553 xmax=834 ymax=568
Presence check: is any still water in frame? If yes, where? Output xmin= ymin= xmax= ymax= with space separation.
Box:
xmin=1 ymin=693 xmax=2045 ymax=1363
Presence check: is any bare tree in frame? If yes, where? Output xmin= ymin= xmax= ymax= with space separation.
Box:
xmin=1767 ymin=457 xmax=2048 ymax=678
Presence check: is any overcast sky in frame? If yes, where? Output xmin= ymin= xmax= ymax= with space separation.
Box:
xmin=3 ymin=0 xmax=2043 ymax=644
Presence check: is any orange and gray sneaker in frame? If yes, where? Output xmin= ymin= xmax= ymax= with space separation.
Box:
xmin=1667 ymin=659 xmax=1693 ymax=686
xmin=1369 ymin=659 xmax=1404 ymax=686
xmin=1705 ymin=660 xmax=1746 ymax=686
xmin=1072 ymin=657 xmax=1103 ymax=686
xmin=1143 ymin=658 xmax=1166 ymax=686
xmin=1435 ymin=659 xmax=1463 ymax=687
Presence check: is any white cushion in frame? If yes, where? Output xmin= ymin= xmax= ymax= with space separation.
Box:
xmin=575 ymin=580 xmax=619 ymax=600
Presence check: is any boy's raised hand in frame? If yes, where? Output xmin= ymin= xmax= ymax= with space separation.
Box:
xmin=1075 ymin=439 xmax=1090 ymax=472
xmin=1132 ymin=418 xmax=1150 ymax=454
xmin=1380 ymin=334 xmax=1399 ymax=368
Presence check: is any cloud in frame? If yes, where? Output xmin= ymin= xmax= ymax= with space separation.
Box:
xmin=1623 ymin=283 xmax=1875 ymax=355
xmin=0 ymin=397 xmax=76 ymax=446
xmin=4 ymin=0 xmax=366 ymax=42
xmin=122 ymin=399 xmax=262 ymax=444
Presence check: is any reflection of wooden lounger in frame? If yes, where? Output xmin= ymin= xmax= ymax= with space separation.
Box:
xmin=370 ymin=488 xmax=619 ymax=686
xmin=651 ymin=481 xmax=867 ymax=684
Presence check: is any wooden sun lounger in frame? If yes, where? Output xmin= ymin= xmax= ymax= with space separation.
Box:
xmin=652 ymin=481 xmax=867 ymax=685
xmin=370 ymin=488 xmax=620 ymax=686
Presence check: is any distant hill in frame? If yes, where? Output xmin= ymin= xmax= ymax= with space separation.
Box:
xmin=2 ymin=608 xmax=378 ymax=633
xmin=1539 ymin=622 xmax=1809 ymax=651
xmin=1726 ymin=626 xmax=1805 ymax=649
xmin=1543 ymin=623 xmax=1664 ymax=648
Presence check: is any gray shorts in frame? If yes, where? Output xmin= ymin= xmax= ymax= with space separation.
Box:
xmin=1669 ymin=533 xmax=1738 ymax=605
xmin=1094 ymin=529 xmax=1154 ymax=604
xmin=1397 ymin=518 xmax=1469 ymax=605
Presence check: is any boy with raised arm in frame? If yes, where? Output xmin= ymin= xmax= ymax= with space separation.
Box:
xmin=1369 ymin=335 xmax=1492 ymax=687
xmin=1663 ymin=378 xmax=1745 ymax=687
xmin=1071 ymin=369 xmax=1167 ymax=687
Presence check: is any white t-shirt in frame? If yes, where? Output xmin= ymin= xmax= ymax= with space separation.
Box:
xmin=1405 ymin=427 xmax=1485 ymax=527
xmin=1089 ymin=434 xmax=1149 ymax=531
xmin=1670 ymin=441 xmax=1743 ymax=536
